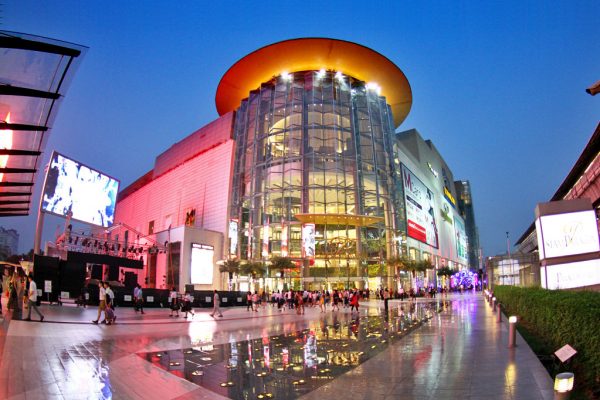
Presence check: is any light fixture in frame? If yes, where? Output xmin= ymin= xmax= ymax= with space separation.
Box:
xmin=554 ymin=372 xmax=574 ymax=393
xmin=366 ymin=82 xmax=381 ymax=95
xmin=509 ymin=316 xmax=517 ymax=323
xmin=335 ymin=71 xmax=344 ymax=81
xmin=281 ymin=72 xmax=292 ymax=81
xmin=316 ymin=68 xmax=326 ymax=78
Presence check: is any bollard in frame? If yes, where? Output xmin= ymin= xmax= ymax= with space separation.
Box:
xmin=492 ymin=297 xmax=497 ymax=311
xmin=508 ymin=316 xmax=517 ymax=348
xmin=496 ymin=303 xmax=502 ymax=322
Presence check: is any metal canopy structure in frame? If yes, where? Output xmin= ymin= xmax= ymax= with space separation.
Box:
xmin=0 ymin=31 xmax=86 ymax=217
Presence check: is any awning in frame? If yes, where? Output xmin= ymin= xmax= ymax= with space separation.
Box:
xmin=0 ymin=31 xmax=87 ymax=217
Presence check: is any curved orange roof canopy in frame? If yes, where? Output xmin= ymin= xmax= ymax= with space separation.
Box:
xmin=215 ymin=38 xmax=412 ymax=128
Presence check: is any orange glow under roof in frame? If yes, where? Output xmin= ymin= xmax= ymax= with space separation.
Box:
xmin=215 ymin=38 xmax=412 ymax=128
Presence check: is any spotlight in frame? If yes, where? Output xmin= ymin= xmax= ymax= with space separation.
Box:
xmin=335 ymin=71 xmax=344 ymax=81
xmin=281 ymin=72 xmax=292 ymax=81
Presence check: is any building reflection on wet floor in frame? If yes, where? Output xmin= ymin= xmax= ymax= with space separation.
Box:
xmin=139 ymin=301 xmax=441 ymax=400
xmin=0 ymin=295 xmax=555 ymax=400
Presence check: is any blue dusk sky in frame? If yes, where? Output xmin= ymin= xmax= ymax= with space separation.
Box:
xmin=1 ymin=1 xmax=599 ymax=258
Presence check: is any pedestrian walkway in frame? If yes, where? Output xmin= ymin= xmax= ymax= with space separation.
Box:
xmin=300 ymin=294 xmax=554 ymax=400
xmin=0 ymin=293 xmax=554 ymax=399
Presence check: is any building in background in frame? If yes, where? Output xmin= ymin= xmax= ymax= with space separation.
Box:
xmin=113 ymin=38 xmax=478 ymax=292
xmin=454 ymin=180 xmax=481 ymax=270
xmin=494 ymin=122 xmax=600 ymax=290
xmin=0 ymin=227 xmax=19 ymax=259
xmin=393 ymin=129 xmax=471 ymax=288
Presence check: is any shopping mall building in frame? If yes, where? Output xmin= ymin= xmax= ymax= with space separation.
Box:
xmin=113 ymin=38 xmax=478 ymax=292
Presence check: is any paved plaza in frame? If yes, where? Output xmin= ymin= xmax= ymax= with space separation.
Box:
xmin=0 ymin=293 xmax=554 ymax=399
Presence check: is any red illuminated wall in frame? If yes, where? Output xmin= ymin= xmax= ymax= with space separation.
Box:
xmin=115 ymin=112 xmax=235 ymax=241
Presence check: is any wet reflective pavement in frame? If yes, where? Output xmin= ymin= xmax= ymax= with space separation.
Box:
xmin=0 ymin=293 xmax=554 ymax=399
xmin=139 ymin=302 xmax=438 ymax=400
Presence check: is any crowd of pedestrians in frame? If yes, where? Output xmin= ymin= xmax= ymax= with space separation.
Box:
xmin=240 ymin=289 xmax=367 ymax=315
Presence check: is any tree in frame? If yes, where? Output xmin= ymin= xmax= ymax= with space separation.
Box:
xmin=270 ymin=256 xmax=296 ymax=290
xmin=270 ymin=256 xmax=295 ymax=276
xmin=240 ymin=261 xmax=267 ymax=290
xmin=219 ymin=259 xmax=240 ymax=290
xmin=437 ymin=266 xmax=454 ymax=289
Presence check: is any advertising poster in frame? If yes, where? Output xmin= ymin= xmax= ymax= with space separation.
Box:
xmin=454 ymin=217 xmax=468 ymax=262
xmin=228 ymin=219 xmax=238 ymax=255
xmin=190 ymin=243 xmax=214 ymax=284
xmin=302 ymin=223 xmax=316 ymax=258
xmin=262 ymin=224 xmax=270 ymax=257
xmin=281 ymin=224 xmax=288 ymax=257
xmin=401 ymin=164 xmax=439 ymax=248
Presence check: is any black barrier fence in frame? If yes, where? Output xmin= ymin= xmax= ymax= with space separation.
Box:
xmin=76 ymin=285 xmax=247 ymax=308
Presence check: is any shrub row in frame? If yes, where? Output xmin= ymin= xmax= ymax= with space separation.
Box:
xmin=494 ymin=286 xmax=600 ymax=394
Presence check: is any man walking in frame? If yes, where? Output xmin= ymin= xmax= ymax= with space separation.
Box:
xmin=209 ymin=290 xmax=223 ymax=318
xmin=25 ymin=275 xmax=44 ymax=322
xmin=135 ymin=284 xmax=145 ymax=314
xmin=383 ymin=287 xmax=390 ymax=313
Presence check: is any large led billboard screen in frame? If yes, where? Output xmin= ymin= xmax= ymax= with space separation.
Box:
xmin=41 ymin=152 xmax=119 ymax=227
xmin=401 ymin=164 xmax=439 ymax=248
xmin=536 ymin=210 xmax=600 ymax=259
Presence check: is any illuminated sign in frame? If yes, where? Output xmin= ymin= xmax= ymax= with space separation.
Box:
xmin=190 ymin=243 xmax=214 ymax=284
xmin=440 ymin=199 xmax=453 ymax=224
xmin=228 ymin=219 xmax=238 ymax=255
xmin=443 ymin=187 xmax=456 ymax=207
xmin=536 ymin=210 xmax=600 ymax=259
xmin=454 ymin=217 xmax=468 ymax=261
xmin=427 ymin=162 xmax=438 ymax=178
xmin=302 ymin=224 xmax=316 ymax=257
xmin=401 ymin=164 xmax=439 ymax=248
xmin=41 ymin=151 xmax=120 ymax=227
xmin=281 ymin=224 xmax=288 ymax=257
xmin=262 ymin=224 xmax=270 ymax=257
xmin=542 ymin=259 xmax=600 ymax=289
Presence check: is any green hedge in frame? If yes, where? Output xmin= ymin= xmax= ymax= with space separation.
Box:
xmin=494 ymin=286 xmax=600 ymax=395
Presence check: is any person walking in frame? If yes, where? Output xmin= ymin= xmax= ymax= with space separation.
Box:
xmin=210 ymin=290 xmax=223 ymax=318
xmin=246 ymin=291 xmax=252 ymax=311
xmin=169 ymin=287 xmax=180 ymax=317
xmin=92 ymin=281 xmax=106 ymax=324
xmin=332 ymin=290 xmax=340 ymax=312
xmin=252 ymin=291 xmax=259 ymax=312
xmin=383 ymin=287 xmax=390 ymax=313
xmin=182 ymin=292 xmax=194 ymax=318
xmin=24 ymin=274 xmax=44 ymax=322
xmin=103 ymin=282 xmax=115 ymax=324
xmin=135 ymin=284 xmax=145 ymax=314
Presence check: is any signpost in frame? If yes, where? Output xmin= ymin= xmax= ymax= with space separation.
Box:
xmin=555 ymin=344 xmax=577 ymax=363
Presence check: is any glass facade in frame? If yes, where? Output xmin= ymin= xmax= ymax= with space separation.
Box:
xmin=229 ymin=70 xmax=405 ymax=287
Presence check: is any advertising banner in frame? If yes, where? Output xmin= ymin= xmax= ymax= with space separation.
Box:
xmin=401 ymin=164 xmax=439 ymax=248
xmin=302 ymin=223 xmax=316 ymax=258
xmin=454 ymin=217 xmax=468 ymax=262
xmin=228 ymin=219 xmax=238 ymax=255
xmin=281 ymin=224 xmax=289 ymax=257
